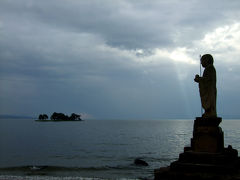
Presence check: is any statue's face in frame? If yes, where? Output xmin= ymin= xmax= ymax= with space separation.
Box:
xmin=201 ymin=58 xmax=208 ymax=68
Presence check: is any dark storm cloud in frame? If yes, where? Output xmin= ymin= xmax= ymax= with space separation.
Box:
xmin=1 ymin=0 xmax=239 ymax=50
xmin=0 ymin=0 xmax=240 ymax=118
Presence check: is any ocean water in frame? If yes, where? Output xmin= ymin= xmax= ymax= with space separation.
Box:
xmin=0 ymin=119 xmax=239 ymax=179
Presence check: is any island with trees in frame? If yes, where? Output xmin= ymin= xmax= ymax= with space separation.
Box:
xmin=36 ymin=112 xmax=82 ymax=122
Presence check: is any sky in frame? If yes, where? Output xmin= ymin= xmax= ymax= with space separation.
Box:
xmin=0 ymin=0 xmax=240 ymax=119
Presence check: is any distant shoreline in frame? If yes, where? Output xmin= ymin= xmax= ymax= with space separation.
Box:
xmin=0 ymin=115 xmax=34 ymax=119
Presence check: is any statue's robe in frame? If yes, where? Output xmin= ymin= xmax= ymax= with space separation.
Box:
xmin=199 ymin=64 xmax=217 ymax=117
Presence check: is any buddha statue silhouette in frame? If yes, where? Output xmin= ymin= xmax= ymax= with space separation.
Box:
xmin=194 ymin=54 xmax=217 ymax=118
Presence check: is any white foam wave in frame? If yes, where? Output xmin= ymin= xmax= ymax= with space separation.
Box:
xmin=0 ymin=175 xmax=140 ymax=180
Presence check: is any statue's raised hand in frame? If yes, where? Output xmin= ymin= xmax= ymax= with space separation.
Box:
xmin=194 ymin=74 xmax=200 ymax=82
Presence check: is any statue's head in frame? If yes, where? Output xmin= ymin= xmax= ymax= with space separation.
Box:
xmin=201 ymin=54 xmax=214 ymax=67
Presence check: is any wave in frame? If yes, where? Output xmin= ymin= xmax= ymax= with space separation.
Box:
xmin=0 ymin=164 xmax=146 ymax=172
xmin=0 ymin=157 xmax=169 ymax=179
xmin=0 ymin=165 xmax=123 ymax=172
xmin=0 ymin=175 xmax=101 ymax=180
xmin=0 ymin=164 xmax=150 ymax=175
xmin=0 ymin=175 xmax=140 ymax=180
xmin=0 ymin=165 xmax=148 ymax=180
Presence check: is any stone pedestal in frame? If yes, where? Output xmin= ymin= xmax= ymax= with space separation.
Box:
xmin=191 ymin=117 xmax=224 ymax=153
xmin=154 ymin=117 xmax=240 ymax=180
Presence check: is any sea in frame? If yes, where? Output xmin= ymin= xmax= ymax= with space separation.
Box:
xmin=0 ymin=118 xmax=239 ymax=180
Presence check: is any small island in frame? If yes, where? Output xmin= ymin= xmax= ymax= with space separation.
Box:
xmin=36 ymin=112 xmax=82 ymax=122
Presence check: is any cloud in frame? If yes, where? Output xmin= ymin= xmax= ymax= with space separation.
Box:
xmin=1 ymin=0 xmax=239 ymax=50
xmin=0 ymin=0 xmax=240 ymax=118
xmin=199 ymin=23 xmax=240 ymax=59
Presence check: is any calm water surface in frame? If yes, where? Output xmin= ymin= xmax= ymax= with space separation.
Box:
xmin=0 ymin=119 xmax=239 ymax=179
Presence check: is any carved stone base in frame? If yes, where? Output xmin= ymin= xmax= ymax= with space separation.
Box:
xmin=191 ymin=117 xmax=224 ymax=153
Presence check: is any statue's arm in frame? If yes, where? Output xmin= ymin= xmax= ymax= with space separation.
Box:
xmin=195 ymin=67 xmax=214 ymax=83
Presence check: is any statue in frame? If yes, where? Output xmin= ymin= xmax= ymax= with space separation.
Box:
xmin=155 ymin=54 xmax=240 ymax=180
xmin=194 ymin=54 xmax=217 ymax=118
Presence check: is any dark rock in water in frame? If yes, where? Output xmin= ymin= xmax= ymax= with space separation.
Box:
xmin=134 ymin=158 xmax=149 ymax=166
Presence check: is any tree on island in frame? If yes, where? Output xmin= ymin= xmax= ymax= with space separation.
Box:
xmin=50 ymin=112 xmax=82 ymax=121
xmin=51 ymin=112 xmax=68 ymax=121
xmin=69 ymin=113 xmax=81 ymax=121
xmin=38 ymin=114 xmax=48 ymax=120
